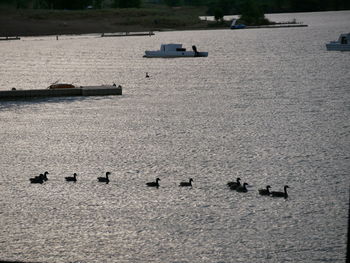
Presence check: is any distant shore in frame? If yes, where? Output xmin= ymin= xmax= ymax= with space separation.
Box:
xmin=0 ymin=6 xmax=313 ymax=37
xmin=0 ymin=7 xmax=227 ymax=37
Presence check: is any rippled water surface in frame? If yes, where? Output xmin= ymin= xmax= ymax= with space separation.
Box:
xmin=0 ymin=11 xmax=349 ymax=263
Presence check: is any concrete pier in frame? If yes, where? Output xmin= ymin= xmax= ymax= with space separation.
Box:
xmin=245 ymin=24 xmax=308 ymax=29
xmin=0 ymin=85 xmax=122 ymax=100
xmin=0 ymin=36 xmax=20 ymax=41
xmin=101 ymin=32 xmax=154 ymax=37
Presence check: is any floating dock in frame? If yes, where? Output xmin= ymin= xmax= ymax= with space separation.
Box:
xmin=101 ymin=32 xmax=154 ymax=37
xmin=245 ymin=24 xmax=308 ymax=29
xmin=0 ymin=36 xmax=20 ymax=41
xmin=0 ymin=85 xmax=122 ymax=100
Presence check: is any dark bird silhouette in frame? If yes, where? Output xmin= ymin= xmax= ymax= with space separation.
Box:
xmin=65 ymin=173 xmax=78 ymax=182
xmin=42 ymin=171 xmax=49 ymax=181
xmin=271 ymin=185 xmax=289 ymax=198
xmin=179 ymin=178 xmax=193 ymax=187
xmin=227 ymin=177 xmax=241 ymax=189
xmin=97 ymin=172 xmax=110 ymax=184
xmin=236 ymin=182 xmax=249 ymax=192
xmin=146 ymin=178 xmax=160 ymax=187
xmin=258 ymin=185 xmax=271 ymax=195
xmin=30 ymin=174 xmax=44 ymax=184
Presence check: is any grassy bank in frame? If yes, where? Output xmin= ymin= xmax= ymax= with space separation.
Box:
xmin=0 ymin=5 xmax=226 ymax=36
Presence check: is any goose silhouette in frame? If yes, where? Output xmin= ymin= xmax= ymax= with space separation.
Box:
xmin=30 ymin=174 xmax=44 ymax=184
xmin=228 ymin=177 xmax=241 ymax=190
xmin=146 ymin=178 xmax=160 ymax=187
xmin=97 ymin=172 xmax=110 ymax=184
xmin=258 ymin=185 xmax=271 ymax=195
xmin=30 ymin=173 xmax=42 ymax=180
xmin=179 ymin=178 xmax=193 ymax=187
xmin=271 ymin=185 xmax=289 ymax=198
xmin=236 ymin=182 xmax=249 ymax=192
xmin=65 ymin=173 xmax=78 ymax=182
xmin=42 ymin=171 xmax=49 ymax=181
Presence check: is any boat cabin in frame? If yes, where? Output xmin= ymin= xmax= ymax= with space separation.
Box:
xmin=326 ymin=33 xmax=350 ymax=51
xmin=161 ymin=44 xmax=185 ymax=52
xmin=340 ymin=34 xmax=348 ymax=44
xmin=144 ymin=43 xmax=208 ymax=57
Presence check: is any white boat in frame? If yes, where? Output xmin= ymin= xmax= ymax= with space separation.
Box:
xmin=144 ymin=44 xmax=208 ymax=58
xmin=326 ymin=33 xmax=350 ymax=51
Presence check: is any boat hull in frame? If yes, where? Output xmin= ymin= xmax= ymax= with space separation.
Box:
xmin=326 ymin=43 xmax=350 ymax=51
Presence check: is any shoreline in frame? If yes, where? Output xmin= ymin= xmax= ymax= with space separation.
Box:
xmin=0 ymin=7 xmax=310 ymax=38
xmin=0 ymin=25 xmax=308 ymax=39
xmin=0 ymin=7 xmax=220 ymax=37
xmin=0 ymin=22 xmax=308 ymax=38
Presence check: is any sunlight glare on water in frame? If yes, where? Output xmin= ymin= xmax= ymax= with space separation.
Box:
xmin=0 ymin=11 xmax=349 ymax=263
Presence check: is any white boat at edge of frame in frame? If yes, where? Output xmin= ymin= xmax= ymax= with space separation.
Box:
xmin=326 ymin=33 xmax=350 ymax=51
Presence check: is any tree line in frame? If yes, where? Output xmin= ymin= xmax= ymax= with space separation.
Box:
xmin=204 ymin=0 xmax=350 ymax=15
xmin=0 ymin=0 xmax=142 ymax=9
xmin=0 ymin=0 xmax=349 ymax=12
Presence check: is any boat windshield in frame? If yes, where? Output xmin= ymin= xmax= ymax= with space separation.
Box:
xmin=341 ymin=36 xmax=348 ymax=44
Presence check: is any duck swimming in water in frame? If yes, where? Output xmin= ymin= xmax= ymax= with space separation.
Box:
xmin=179 ymin=178 xmax=193 ymax=187
xmin=146 ymin=178 xmax=160 ymax=187
xmin=30 ymin=174 xmax=44 ymax=184
xmin=236 ymin=182 xmax=249 ymax=192
xmin=97 ymin=172 xmax=110 ymax=184
xmin=42 ymin=171 xmax=49 ymax=181
xmin=270 ymin=185 xmax=289 ymax=198
xmin=227 ymin=177 xmax=241 ymax=189
xmin=258 ymin=185 xmax=271 ymax=195
xmin=65 ymin=173 xmax=78 ymax=182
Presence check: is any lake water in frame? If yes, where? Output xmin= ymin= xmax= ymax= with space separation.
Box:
xmin=0 ymin=11 xmax=349 ymax=263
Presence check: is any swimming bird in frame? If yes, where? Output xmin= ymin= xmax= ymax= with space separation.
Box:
xmin=179 ymin=178 xmax=193 ymax=187
xmin=146 ymin=178 xmax=160 ymax=187
xmin=146 ymin=72 xmax=150 ymax=78
xmin=258 ymin=185 xmax=271 ymax=195
xmin=227 ymin=177 xmax=241 ymax=189
xmin=30 ymin=174 xmax=44 ymax=184
xmin=97 ymin=172 xmax=110 ymax=184
xmin=270 ymin=185 xmax=289 ymax=198
xmin=30 ymin=173 xmax=42 ymax=180
xmin=236 ymin=182 xmax=249 ymax=192
xmin=42 ymin=171 xmax=49 ymax=181
xmin=65 ymin=173 xmax=78 ymax=182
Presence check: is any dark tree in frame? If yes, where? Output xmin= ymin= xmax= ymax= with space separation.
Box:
xmin=114 ymin=0 xmax=141 ymax=8
xmin=214 ymin=7 xmax=224 ymax=22
xmin=164 ymin=0 xmax=183 ymax=6
xmin=238 ymin=0 xmax=269 ymax=25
